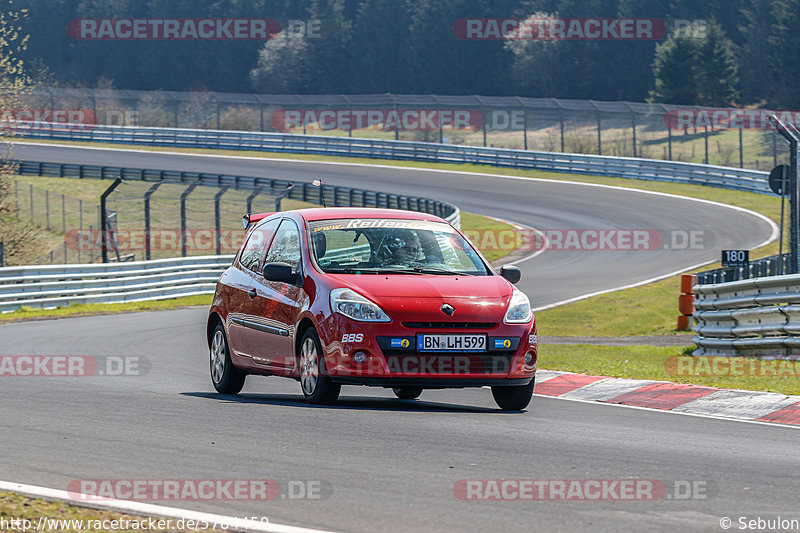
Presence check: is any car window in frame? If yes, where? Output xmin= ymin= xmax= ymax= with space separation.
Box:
xmin=307 ymin=218 xmax=489 ymax=275
xmin=239 ymin=218 xmax=280 ymax=272
xmin=264 ymin=219 xmax=302 ymax=270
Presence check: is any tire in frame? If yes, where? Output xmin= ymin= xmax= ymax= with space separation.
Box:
xmin=210 ymin=323 xmax=246 ymax=395
xmin=298 ymin=328 xmax=341 ymax=405
xmin=491 ymin=378 xmax=535 ymax=411
xmin=392 ymin=387 xmax=423 ymax=400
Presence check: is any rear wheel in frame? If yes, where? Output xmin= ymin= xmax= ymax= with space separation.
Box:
xmin=210 ymin=324 xmax=246 ymax=395
xmin=392 ymin=387 xmax=423 ymax=400
xmin=491 ymin=378 xmax=535 ymax=411
xmin=299 ymin=328 xmax=340 ymax=405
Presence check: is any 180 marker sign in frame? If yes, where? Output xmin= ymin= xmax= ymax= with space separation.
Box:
xmin=721 ymin=250 xmax=749 ymax=267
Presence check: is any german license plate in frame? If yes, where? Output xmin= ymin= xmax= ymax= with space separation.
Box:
xmin=417 ymin=334 xmax=486 ymax=352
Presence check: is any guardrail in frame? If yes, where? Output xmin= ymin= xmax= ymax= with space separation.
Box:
xmin=15 ymin=159 xmax=460 ymax=229
xmin=693 ymin=273 xmax=800 ymax=357
xmin=696 ymin=254 xmax=791 ymax=284
xmin=0 ymin=255 xmax=233 ymax=312
xmin=14 ymin=121 xmax=773 ymax=195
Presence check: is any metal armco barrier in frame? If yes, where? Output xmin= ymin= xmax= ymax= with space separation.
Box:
xmin=15 ymin=159 xmax=460 ymax=230
xmin=693 ymin=274 xmax=800 ymax=357
xmin=0 ymin=255 xmax=233 ymax=312
xmin=14 ymin=122 xmax=772 ymax=194
xmin=696 ymin=254 xmax=791 ymax=284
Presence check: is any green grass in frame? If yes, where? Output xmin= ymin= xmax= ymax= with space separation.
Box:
xmin=539 ymin=344 xmax=800 ymax=396
xmin=536 ymin=275 xmax=689 ymax=337
xmin=459 ymin=212 xmax=516 ymax=263
xmin=0 ymin=490 xmax=229 ymax=532
xmin=0 ymin=294 xmax=212 ymax=323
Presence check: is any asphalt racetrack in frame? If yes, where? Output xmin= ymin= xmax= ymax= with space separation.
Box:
xmin=1 ymin=143 xmax=794 ymax=532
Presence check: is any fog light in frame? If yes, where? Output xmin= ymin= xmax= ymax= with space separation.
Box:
xmin=353 ymin=351 xmax=367 ymax=363
xmin=524 ymin=352 xmax=534 ymax=365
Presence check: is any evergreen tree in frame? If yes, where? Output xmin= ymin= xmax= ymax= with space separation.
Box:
xmin=768 ymin=0 xmax=800 ymax=107
xmin=650 ymin=34 xmax=699 ymax=104
xmin=738 ymin=0 xmax=775 ymax=104
xmin=694 ymin=20 xmax=739 ymax=106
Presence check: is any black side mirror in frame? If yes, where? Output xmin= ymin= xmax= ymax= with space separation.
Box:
xmin=263 ymin=262 xmax=296 ymax=284
xmin=499 ymin=265 xmax=521 ymax=284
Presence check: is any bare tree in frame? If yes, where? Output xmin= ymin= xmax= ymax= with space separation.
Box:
xmin=0 ymin=6 xmax=44 ymax=266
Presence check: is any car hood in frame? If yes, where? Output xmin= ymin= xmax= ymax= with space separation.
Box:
xmin=326 ymin=274 xmax=515 ymax=322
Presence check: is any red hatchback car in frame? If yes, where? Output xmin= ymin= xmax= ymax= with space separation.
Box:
xmin=206 ymin=207 xmax=537 ymax=410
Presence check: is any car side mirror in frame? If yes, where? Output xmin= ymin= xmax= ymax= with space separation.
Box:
xmin=262 ymin=262 xmax=296 ymax=284
xmin=499 ymin=265 xmax=521 ymax=284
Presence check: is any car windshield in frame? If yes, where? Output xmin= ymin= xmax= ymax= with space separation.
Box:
xmin=308 ymin=218 xmax=489 ymax=275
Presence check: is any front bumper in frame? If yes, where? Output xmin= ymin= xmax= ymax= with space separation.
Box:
xmin=318 ymin=316 xmax=537 ymax=383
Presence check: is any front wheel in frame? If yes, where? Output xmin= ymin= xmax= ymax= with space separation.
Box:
xmin=392 ymin=387 xmax=423 ymax=400
xmin=491 ymin=378 xmax=535 ymax=411
xmin=210 ymin=324 xmax=246 ymax=395
xmin=298 ymin=328 xmax=341 ymax=405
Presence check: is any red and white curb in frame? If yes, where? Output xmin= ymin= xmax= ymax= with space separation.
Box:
xmin=535 ymin=370 xmax=800 ymax=426
xmin=0 ymin=480 xmax=334 ymax=533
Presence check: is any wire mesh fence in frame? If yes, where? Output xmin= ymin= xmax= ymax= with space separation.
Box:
xmin=13 ymin=178 xmax=298 ymax=264
xmin=22 ymin=86 xmax=790 ymax=171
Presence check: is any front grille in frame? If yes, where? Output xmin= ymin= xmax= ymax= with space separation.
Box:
xmin=383 ymin=353 xmax=514 ymax=374
xmin=402 ymin=322 xmax=496 ymax=329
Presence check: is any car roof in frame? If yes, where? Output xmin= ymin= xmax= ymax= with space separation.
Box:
xmin=292 ymin=207 xmax=448 ymax=223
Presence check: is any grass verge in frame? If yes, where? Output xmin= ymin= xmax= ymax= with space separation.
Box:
xmin=0 ymin=294 xmax=212 ymax=323
xmin=0 ymin=491 xmax=229 ymax=532
xmin=539 ymin=344 xmax=800 ymax=396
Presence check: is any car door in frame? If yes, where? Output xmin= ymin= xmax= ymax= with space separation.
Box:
xmin=226 ymin=218 xmax=280 ymax=361
xmin=246 ymin=218 xmax=306 ymax=371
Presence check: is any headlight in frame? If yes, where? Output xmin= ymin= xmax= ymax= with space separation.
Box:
xmin=330 ymin=288 xmax=391 ymax=322
xmin=504 ymin=289 xmax=533 ymax=324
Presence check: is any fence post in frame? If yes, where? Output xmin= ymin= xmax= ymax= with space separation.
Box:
xmin=100 ymin=178 xmax=123 ymax=263
xmin=143 ymin=182 xmax=163 ymax=261
xmin=61 ymin=194 xmax=66 ymax=233
xmin=29 ymin=184 xmax=33 ymax=220
xmin=596 ymin=113 xmax=602 ymax=155
xmin=0 ymin=241 xmax=4 ymax=267
xmin=703 ymin=125 xmax=709 ymax=164
xmin=45 ymin=189 xmax=50 ymax=230
xmin=246 ymin=187 xmax=263 ymax=216
xmin=214 ymin=186 xmax=230 ymax=255
xmin=739 ymin=128 xmax=744 ymax=168
xmin=180 ymin=182 xmax=199 ymax=257
xmin=78 ymin=199 xmax=83 ymax=264
xmin=631 ymin=113 xmax=637 ymax=158
xmin=771 ymin=116 xmax=800 ymax=274
xmin=667 ymin=124 xmax=673 ymax=160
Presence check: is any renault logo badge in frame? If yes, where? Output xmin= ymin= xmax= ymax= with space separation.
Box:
xmin=441 ymin=303 xmax=455 ymax=316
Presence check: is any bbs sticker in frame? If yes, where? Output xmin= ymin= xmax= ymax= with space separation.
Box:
xmin=342 ymin=333 xmax=364 ymax=343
